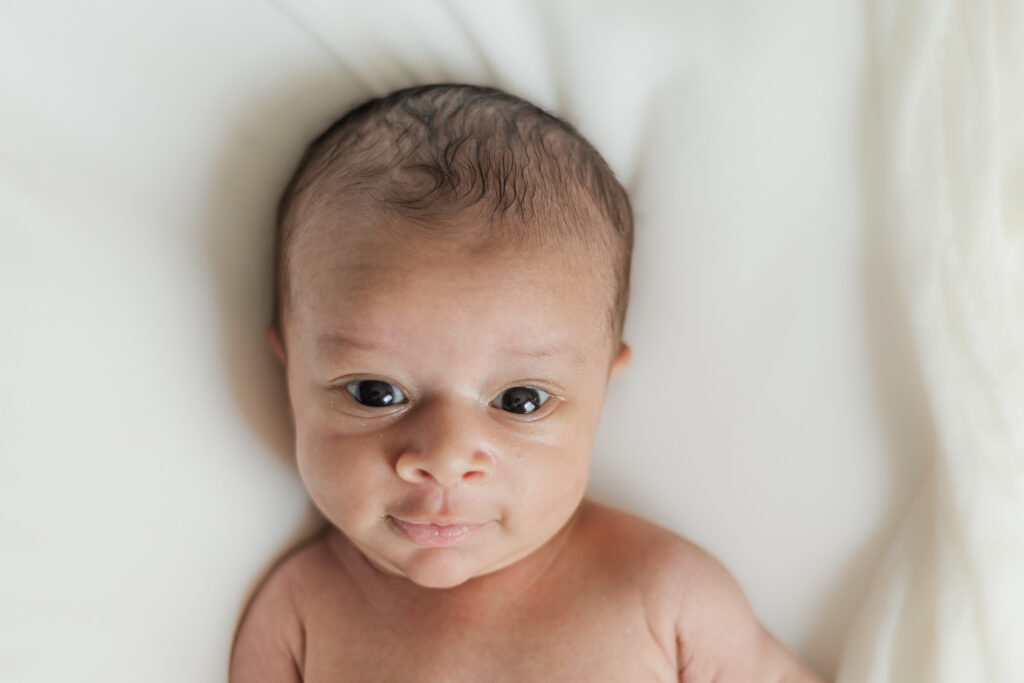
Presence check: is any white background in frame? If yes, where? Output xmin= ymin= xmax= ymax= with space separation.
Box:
xmin=1 ymin=1 xmax=932 ymax=680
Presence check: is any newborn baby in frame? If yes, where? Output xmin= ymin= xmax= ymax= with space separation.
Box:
xmin=230 ymin=83 xmax=821 ymax=682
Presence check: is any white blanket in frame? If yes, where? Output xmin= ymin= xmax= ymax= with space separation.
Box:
xmin=837 ymin=1 xmax=1024 ymax=681
xmin=1 ymin=1 xmax=950 ymax=681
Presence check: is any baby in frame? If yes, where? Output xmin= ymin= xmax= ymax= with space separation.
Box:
xmin=229 ymin=83 xmax=821 ymax=682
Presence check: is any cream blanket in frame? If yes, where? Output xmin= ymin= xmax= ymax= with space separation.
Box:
xmin=837 ymin=0 xmax=1024 ymax=680
xmin=6 ymin=0 xmax=1020 ymax=680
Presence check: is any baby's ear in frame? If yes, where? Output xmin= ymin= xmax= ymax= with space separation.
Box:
xmin=267 ymin=324 xmax=287 ymax=365
xmin=609 ymin=343 xmax=632 ymax=380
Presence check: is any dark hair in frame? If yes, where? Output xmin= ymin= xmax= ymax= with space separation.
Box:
xmin=273 ymin=83 xmax=633 ymax=344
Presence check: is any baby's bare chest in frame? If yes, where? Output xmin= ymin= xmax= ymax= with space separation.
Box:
xmin=298 ymin=586 xmax=677 ymax=682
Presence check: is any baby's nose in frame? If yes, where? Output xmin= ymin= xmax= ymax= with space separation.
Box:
xmin=395 ymin=448 xmax=493 ymax=487
xmin=394 ymin=399 xmax=495 ymax=487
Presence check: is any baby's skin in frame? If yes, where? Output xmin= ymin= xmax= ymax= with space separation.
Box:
xmin=230 ymin=210 xmax=821 ymax=682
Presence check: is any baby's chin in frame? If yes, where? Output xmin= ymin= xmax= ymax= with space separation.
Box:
xmin=388 ymin=548 xmax=498 ymax=589
xmin=362 ymin=542 xmax=524 ymax=590
xmin=404 ymin=563 xmax=476 ymax=589
xmin=349 ymin=520 xmax=570 ymax=590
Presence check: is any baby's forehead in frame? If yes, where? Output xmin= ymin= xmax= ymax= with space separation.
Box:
xmin=293 ymin=226 xmax=611 ymax=354
xmin=294 ymin=211 xmax=598 ymax=292
xmin=292 ymin=202 xmax=599 ymax=273
xmin=285 ymin=202 xmax=619 ymax=334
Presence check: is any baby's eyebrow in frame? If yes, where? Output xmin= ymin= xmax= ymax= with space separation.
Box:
xmin=502 ymin=344 xmax=589 ymax=369
xmin=316 ymin=332 xmax=385 ymax=353
xmin=317 ymin=331 xmax=585 ymax=366
xmin=504 ymin=346 xmax=567 ymax=359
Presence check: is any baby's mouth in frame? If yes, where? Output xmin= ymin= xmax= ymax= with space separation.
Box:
xmin=386 ymin=515 xmax=485 ymax=548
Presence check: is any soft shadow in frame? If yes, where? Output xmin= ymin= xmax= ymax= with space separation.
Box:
xmin=801 ymin=520 xmax=895 ymax=681
xmin=803 ymin=12 xmax=936 ymax=679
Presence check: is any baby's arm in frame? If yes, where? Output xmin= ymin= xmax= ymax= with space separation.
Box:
xmin=229 ymin=560 xmax=305 ymax=683
xmin=673 ymin=546 xmax=822 ymax=683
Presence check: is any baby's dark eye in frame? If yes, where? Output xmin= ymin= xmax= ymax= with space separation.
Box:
xmin=345 ymin=379 xmax=406 ymax=408
xmin=491 ymin=386 xmax=550 ymax=415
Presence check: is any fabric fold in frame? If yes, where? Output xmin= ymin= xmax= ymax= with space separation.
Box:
xmin=837 ymin=1 xmax=1024 ymax=681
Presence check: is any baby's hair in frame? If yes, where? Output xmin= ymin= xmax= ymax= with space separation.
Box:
xmin=273 ymin=82 xmax=633 ymax=346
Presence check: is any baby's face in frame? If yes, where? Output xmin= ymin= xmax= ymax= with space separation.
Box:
xmin=272 ymin=215 xmax=630 ymax=589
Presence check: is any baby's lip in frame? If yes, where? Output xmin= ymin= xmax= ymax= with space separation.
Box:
xmin=387 ymin=515 xmax=486 ymax=547
xmin=394 ymin=515 xmax=479 ymax=526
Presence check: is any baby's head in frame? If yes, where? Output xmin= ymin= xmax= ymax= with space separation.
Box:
xmin=269 ymin=83 xmax=633 ymax=588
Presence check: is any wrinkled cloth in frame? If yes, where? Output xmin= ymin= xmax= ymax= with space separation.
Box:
xmin=837 ymin=1 xmax=1024 ymax=681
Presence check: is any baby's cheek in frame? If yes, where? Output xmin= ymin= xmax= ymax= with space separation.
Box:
xmin=525 ymin=442 xmax=590 ymax=500
xmin=296 ymin=430 xmax=370 ymax=509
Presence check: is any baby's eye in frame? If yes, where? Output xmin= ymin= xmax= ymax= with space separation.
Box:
xmin=491 ymin=386 xmax=550 ymax=415
xmin=345 ymin=379 xmax=406 ymax=408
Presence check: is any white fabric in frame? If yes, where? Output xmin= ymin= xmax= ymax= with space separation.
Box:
xmin=2 ymin=2 xmax=925 ymax=681
xmin=837 ymin=1 xmax=1024 ymax=681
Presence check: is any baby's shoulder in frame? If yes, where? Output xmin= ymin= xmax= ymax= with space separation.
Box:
xmin=575 ymin=499 xmax=719 ymax=592
xmin=228 ymin=528 xmax=348 ymax=679
xmin=577 ymin=502 xmax=821 ymax=682
xmin=229 ymin=527 xmax=338 ymax=682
